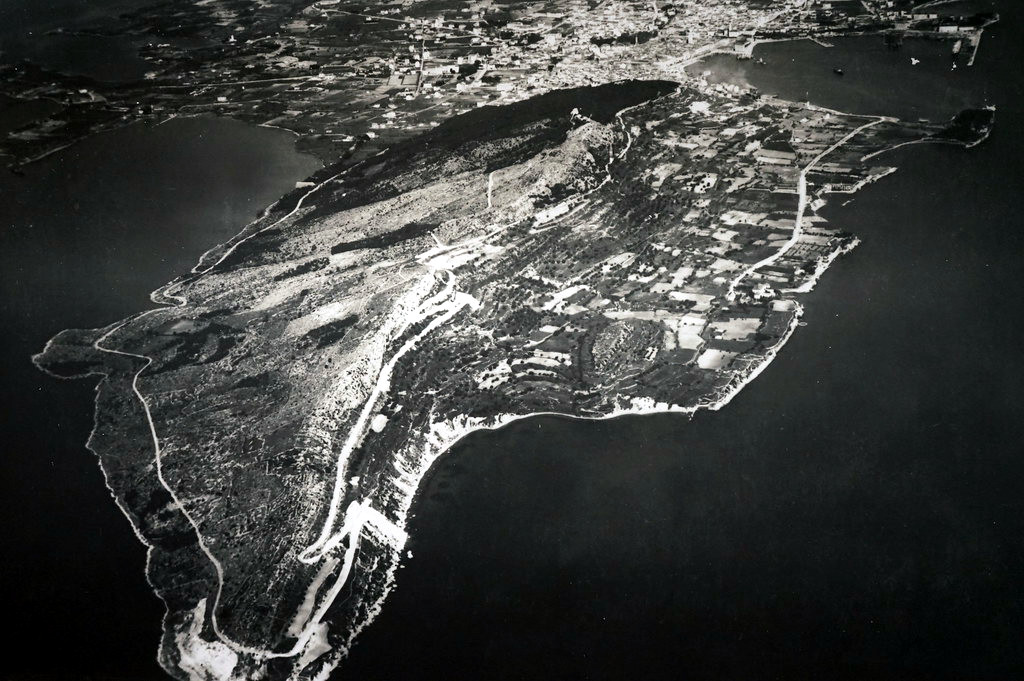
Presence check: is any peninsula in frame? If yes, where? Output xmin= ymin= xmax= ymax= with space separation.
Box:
xmin=28 ymin=1 xmax=995 ymax=679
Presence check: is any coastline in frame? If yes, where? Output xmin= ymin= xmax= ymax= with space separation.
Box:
xmin=333 ymin=292 xmax=811 ymax=672
xmin=330 ymin=79 xmax=1004 ymax=672
xmin=28 ymin=84 xmax=682 ymax=678
xmin=7 ymin=111 xmax=327 ymax=172
xmin=338 ymin=105 xmax=893 ymax=668
xmin=30 ymin=60 xmax=977 ymax=680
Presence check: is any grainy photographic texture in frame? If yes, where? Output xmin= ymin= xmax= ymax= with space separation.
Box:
xmin=1 ymin=1 xmax=1020 ymax=679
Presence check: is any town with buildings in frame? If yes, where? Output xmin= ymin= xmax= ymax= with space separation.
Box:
xmin=0 ymin=0 xmax=997 ymax=169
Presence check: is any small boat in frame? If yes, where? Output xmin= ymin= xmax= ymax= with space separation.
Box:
xmin=833 ymin=67 xmax=845 ymax=76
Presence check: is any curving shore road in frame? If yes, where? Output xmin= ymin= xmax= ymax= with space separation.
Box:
xmin=87 ymin=164 xmax=355 ymax=661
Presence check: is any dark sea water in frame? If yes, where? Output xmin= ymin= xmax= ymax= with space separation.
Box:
xmin=691 ymin=22 xmax=997 ymax=122
xmin=341 ymin=4 xmax=1024 ymax=681
xmin=0 ymin=0 xmax=143 ymax=34
xmin=0 ymin=95 xmax=61 ymax=140
xmin=0 ymin=118 xmax=319 ymax=678
xmin=0 ymin=0 xmax=154 ymax=83
xmin=4 ymin=33 xmax=152 ymax=84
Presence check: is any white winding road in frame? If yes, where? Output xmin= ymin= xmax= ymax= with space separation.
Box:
xmin=91 ymin=165 xmax=356 ymax=660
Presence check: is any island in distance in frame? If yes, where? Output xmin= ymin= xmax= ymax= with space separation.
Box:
xmin=29 ymin=1 xmax=996 ymax=679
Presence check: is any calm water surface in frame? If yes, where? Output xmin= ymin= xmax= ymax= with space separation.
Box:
xmin=343 ymin=3 xmax=1024 ymax=680
xmin=3 ymin=33 xmax=152 ymax=83
xmin=0 ymin=94 xmax=61 ymax=140
xmin=0 ymin=117 xmax=319 ymax=678
xmin=0 ymin=0 xmax=155 ymax=83
xmin=692 ymin=32 xmax=993 ymax=122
